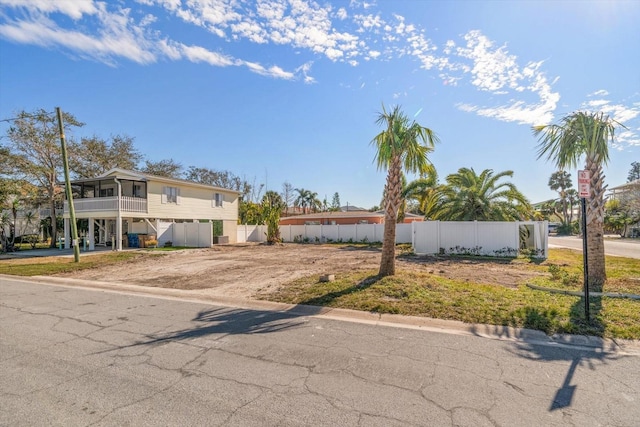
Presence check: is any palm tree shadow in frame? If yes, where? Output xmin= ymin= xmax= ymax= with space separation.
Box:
xmin=299 ymin=275 xmax=381 ymax=306
xmin=507 ymin=296 xmax=623 ymax=411
xmin=109 ymin=276 xmax=381 ymax=352
xmin=106 ymin=303 xmax=334 ymax=353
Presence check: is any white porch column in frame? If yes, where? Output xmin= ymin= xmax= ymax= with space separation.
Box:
xmin=115 ymin=178 xmax=123 ymax=251
xmin=88 ymin=217 xmax=95 ymax=251
xmin=64 ymin=218 xmax=70 ymax=249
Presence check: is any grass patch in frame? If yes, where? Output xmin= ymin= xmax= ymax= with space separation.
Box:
xmin=259 ymin=249 xmax=640 ymax=339
xmin=526 ymin=249 xmax=640 ymax=295
xmin=0 ymin=252 xmax=151 ymax=276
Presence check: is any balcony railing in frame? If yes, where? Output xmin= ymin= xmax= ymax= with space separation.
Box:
xmin=64 ymin=196 xmax=147 ymax=214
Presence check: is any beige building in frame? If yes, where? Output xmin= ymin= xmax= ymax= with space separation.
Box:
xmin=279 ymin=210 xmax=424 ymax=225
xmin=63 ymin=168 xmax=240 ymax=250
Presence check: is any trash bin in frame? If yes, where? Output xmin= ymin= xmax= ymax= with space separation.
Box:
xmin=127 ymin=233 xmax=139 ymax=248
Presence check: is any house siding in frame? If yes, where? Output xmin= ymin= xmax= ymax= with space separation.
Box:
xmin=146 ymin=181 xmax=238 ymax=221
xmin=64 ymin=169 xmax=240 ymax=244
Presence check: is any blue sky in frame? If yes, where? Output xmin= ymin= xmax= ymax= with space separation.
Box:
xmin=1 ymin=0 xmax=639 ymax=209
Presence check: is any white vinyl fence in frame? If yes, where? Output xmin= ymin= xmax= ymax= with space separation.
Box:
xmin=157 ymin=221 xmax=213 ymax=247
xmin=237 ymin=224 xmax=412 ymax=244
xmin=237 ymin=220 xmax=548 ymax=258
xmin=412 ymin=221 xmax=547 ymax=258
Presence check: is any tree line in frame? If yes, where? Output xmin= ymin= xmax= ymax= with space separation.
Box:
xmin=540 ymin=163 xmax=639 ymax=237
xmin=2 ymin=106 xmax=633 ymax=293
xmin=0 ymin=108 xmax=348 ymax=249
xmin=372 ymin=106 xmax=630 ymax=293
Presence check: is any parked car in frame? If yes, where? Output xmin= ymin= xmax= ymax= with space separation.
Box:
xmin=548 ymin=223 xmax=561 ymax=234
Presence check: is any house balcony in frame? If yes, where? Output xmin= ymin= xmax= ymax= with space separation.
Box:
xmin=64 ymin=196 xmax=148 ymax=214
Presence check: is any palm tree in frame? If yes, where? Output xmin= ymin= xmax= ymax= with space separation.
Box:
xmin=435 ymin=168 xmax=531 ymax=221
xmin=306 ymin=191 xmax=322 ymax=213
xmin=261 ymin=191 xmax=285 ymax=244
xmin=294 ymin=188 xmax=311 ymax=214
xmin=371 ymin=105 xmax=439 ymax=276
xmin=548 ymin=171 xmax=573 ymax=225
xmin=403 ymin=170 xmax=441 ymax=220
xmin=534 ymin=111 xmax=622 ymax=291
xmin=566 ymin=188 xmax=579 ymax=224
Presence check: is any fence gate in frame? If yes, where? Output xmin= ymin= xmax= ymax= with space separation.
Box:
xmin=158 ymin=221 xmax=213 ymax=248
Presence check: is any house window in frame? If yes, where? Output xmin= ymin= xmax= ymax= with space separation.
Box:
xmin=99 ymin=188 xmax=114 ymax=197
xmin=162 ymin=186 xmax=179 ymax=204
xmin=133 ymin=184 xmax=144 ymax=198
xmin=213 ymin=193 xmax=223 ymax=207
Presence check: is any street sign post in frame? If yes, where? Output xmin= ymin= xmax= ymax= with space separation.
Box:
xmin=578 ymin=170 xmax=590 ymax=321
xmin=578 ymin=170 xmax=590 ymax=198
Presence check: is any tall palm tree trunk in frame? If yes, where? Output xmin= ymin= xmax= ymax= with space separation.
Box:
xmin=379 ymin=157 xmax=402 ymax=276
xmin=586 ymin=157 xmax=606 ymax=291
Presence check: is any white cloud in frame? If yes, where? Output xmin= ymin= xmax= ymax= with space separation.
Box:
xmin=455 ymin=31 xmax=525 ymax=92
xmin=241 ymin=60 xmax=295 ymax=79
xmin=0 ymin=7 xmax=157 ymax=65
xmin=157 ymin=38 xmax=182 ymax=60
xmin=295 ymin=61 xmax=316 ymax=84
xmin=325 ymin=47 xmax=343 ymax=60
xmin=2 ymin=0 xmax=637 ymax=140
xmin=581 ymin=99 xmax=640 ymax=124
xmin=181 ymin=44 xmax=233 ymax=67
xmin=0 ymin=0 xmax=98 ymax=19
xmin=439 ymin=73 xmax=461 ymax=87
xmin=231 ymin=20 xmax=267 ymax=43
xmin=354 ymin=13 xmax=383 ymax=31
xmin=578 ymin=97 xmax=640 ymax=147
xmin=448 ymin=30 xmax=560 ymax=126
xmin=0 ymin=0 xmax=307 ymax=81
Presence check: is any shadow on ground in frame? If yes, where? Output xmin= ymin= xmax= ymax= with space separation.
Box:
xmin=120 ymin=276 xmax=383 ymax=350
xmin=298 ymin=275 xmax=381 ymax=306
xmin=476 ymin=295 xmax=623 ymax=412
xmin=133 ymin=305 xmax=322 ymax=347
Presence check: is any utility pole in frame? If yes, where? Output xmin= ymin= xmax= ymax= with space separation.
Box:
xmin=57 ymin=107 xmax=80 ymax=262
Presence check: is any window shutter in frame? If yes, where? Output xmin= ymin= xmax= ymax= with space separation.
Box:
xmin=176 ymin=188 xmax=181 ymax=205
xmin=161 ymin=187 xmax=167 ymax=204
xmin=212 ymin=193 xmax=216 ymax=208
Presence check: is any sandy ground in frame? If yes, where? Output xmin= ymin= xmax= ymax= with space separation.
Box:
xmin=59 ymin=243 xmax=547 ymax=299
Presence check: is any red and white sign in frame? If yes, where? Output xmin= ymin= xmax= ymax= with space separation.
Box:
xmin=578 ymin=170 xmax=590 ymax=198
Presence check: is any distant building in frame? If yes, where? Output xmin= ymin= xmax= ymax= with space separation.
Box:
xmin=279 ymin=210 xmax=424 ymax=226
xmin=607 ymin=179 xmax=640 ymax=237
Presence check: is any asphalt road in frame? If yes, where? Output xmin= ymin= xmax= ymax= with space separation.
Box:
xmin=549 ymin=236 xmax=640 ymax=259
xmin=1 ymin=277 xmax=639 ymax=426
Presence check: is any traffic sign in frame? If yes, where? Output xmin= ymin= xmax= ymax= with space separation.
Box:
xmin=578 ymin=170 xmax=590 ymax=198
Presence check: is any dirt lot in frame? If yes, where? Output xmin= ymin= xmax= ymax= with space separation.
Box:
xmin=60 ymin=243 xmax=547 ymax=299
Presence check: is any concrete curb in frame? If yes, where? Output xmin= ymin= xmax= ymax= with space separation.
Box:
xmin=3 ymin=274 xmax=639 ymax=356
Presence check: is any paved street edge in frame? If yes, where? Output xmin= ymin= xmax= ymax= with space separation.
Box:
xmin=2 ymin=274 xmax=639 ymax=355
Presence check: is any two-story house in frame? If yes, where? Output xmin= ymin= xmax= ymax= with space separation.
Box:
xmin=63 ymin=168 xmax=240 ymax=250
